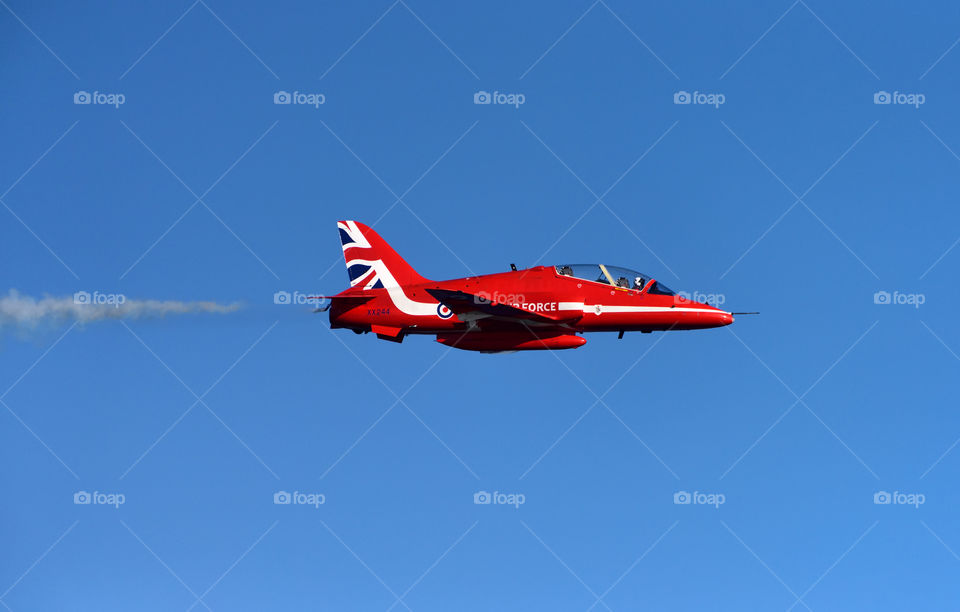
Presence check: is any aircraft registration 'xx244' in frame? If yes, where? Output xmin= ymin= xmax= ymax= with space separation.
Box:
xmin=322 ymin=221 xmax=742 ymax=352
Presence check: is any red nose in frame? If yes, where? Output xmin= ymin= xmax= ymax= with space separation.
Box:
xmin=702 ymin=309 xmax=733 ymax=327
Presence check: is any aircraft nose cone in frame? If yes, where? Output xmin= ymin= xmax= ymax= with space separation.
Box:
xmin=708 ymin=310 xmax=733 ymax=327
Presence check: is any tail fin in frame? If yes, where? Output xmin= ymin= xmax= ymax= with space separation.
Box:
xmin=337 ymin=220 xmax=428 ymax=290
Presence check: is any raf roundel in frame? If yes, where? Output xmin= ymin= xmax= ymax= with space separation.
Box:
xmin=437 ymin=303 xmax=454 ymax=319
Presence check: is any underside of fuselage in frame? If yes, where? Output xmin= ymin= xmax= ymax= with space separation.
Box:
xmin=328 ymin=287 xmax=731 ymax=352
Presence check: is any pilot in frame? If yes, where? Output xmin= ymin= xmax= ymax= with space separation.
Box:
xmin=617 ymin=277 xmax=630 ymax=288
xmin=634 ymin=276 xmax=645 ymax=290
xmin=560 ymin=266 xmax=573 ymax=276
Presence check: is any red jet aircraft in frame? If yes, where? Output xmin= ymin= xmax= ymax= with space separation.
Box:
xmin=323 ymin=220 xmax=739 ymax=352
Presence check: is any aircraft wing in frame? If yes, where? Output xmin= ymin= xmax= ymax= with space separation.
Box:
xmin=425 ymin=288 xmax=577 ymax=325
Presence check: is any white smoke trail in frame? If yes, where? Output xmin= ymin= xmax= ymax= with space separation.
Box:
xmin=0 ymin=290 xmax=241 ymax=328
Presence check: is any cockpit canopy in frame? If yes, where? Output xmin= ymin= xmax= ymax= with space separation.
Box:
xmin=555 ymin=264 xmax=676 ymax=295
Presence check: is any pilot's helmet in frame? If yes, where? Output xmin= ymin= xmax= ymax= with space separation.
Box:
xmin=634 ymin=276 xmax=644 ymax=288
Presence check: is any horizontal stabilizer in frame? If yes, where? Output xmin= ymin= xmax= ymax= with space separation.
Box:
xmin=311 ymin=294 xmax=376 ymax=312
xmin=310 ymin=294 xmax=375 ymax=303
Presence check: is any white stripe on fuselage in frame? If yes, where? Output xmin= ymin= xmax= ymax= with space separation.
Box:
xmin=584 ymin=305 xmax=715 ymax=314
xmin=558 ymin=302 xmax=713 ymax=314
xmin=344 ymin=266 xmax=721 ymax=319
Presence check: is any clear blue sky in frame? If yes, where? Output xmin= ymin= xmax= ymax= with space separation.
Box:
xmin=3 ymin=1 xmax=960 ymax=609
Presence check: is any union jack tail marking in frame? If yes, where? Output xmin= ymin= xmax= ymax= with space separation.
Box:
xmin=337 ymin=220 xmax=428 ymax=290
